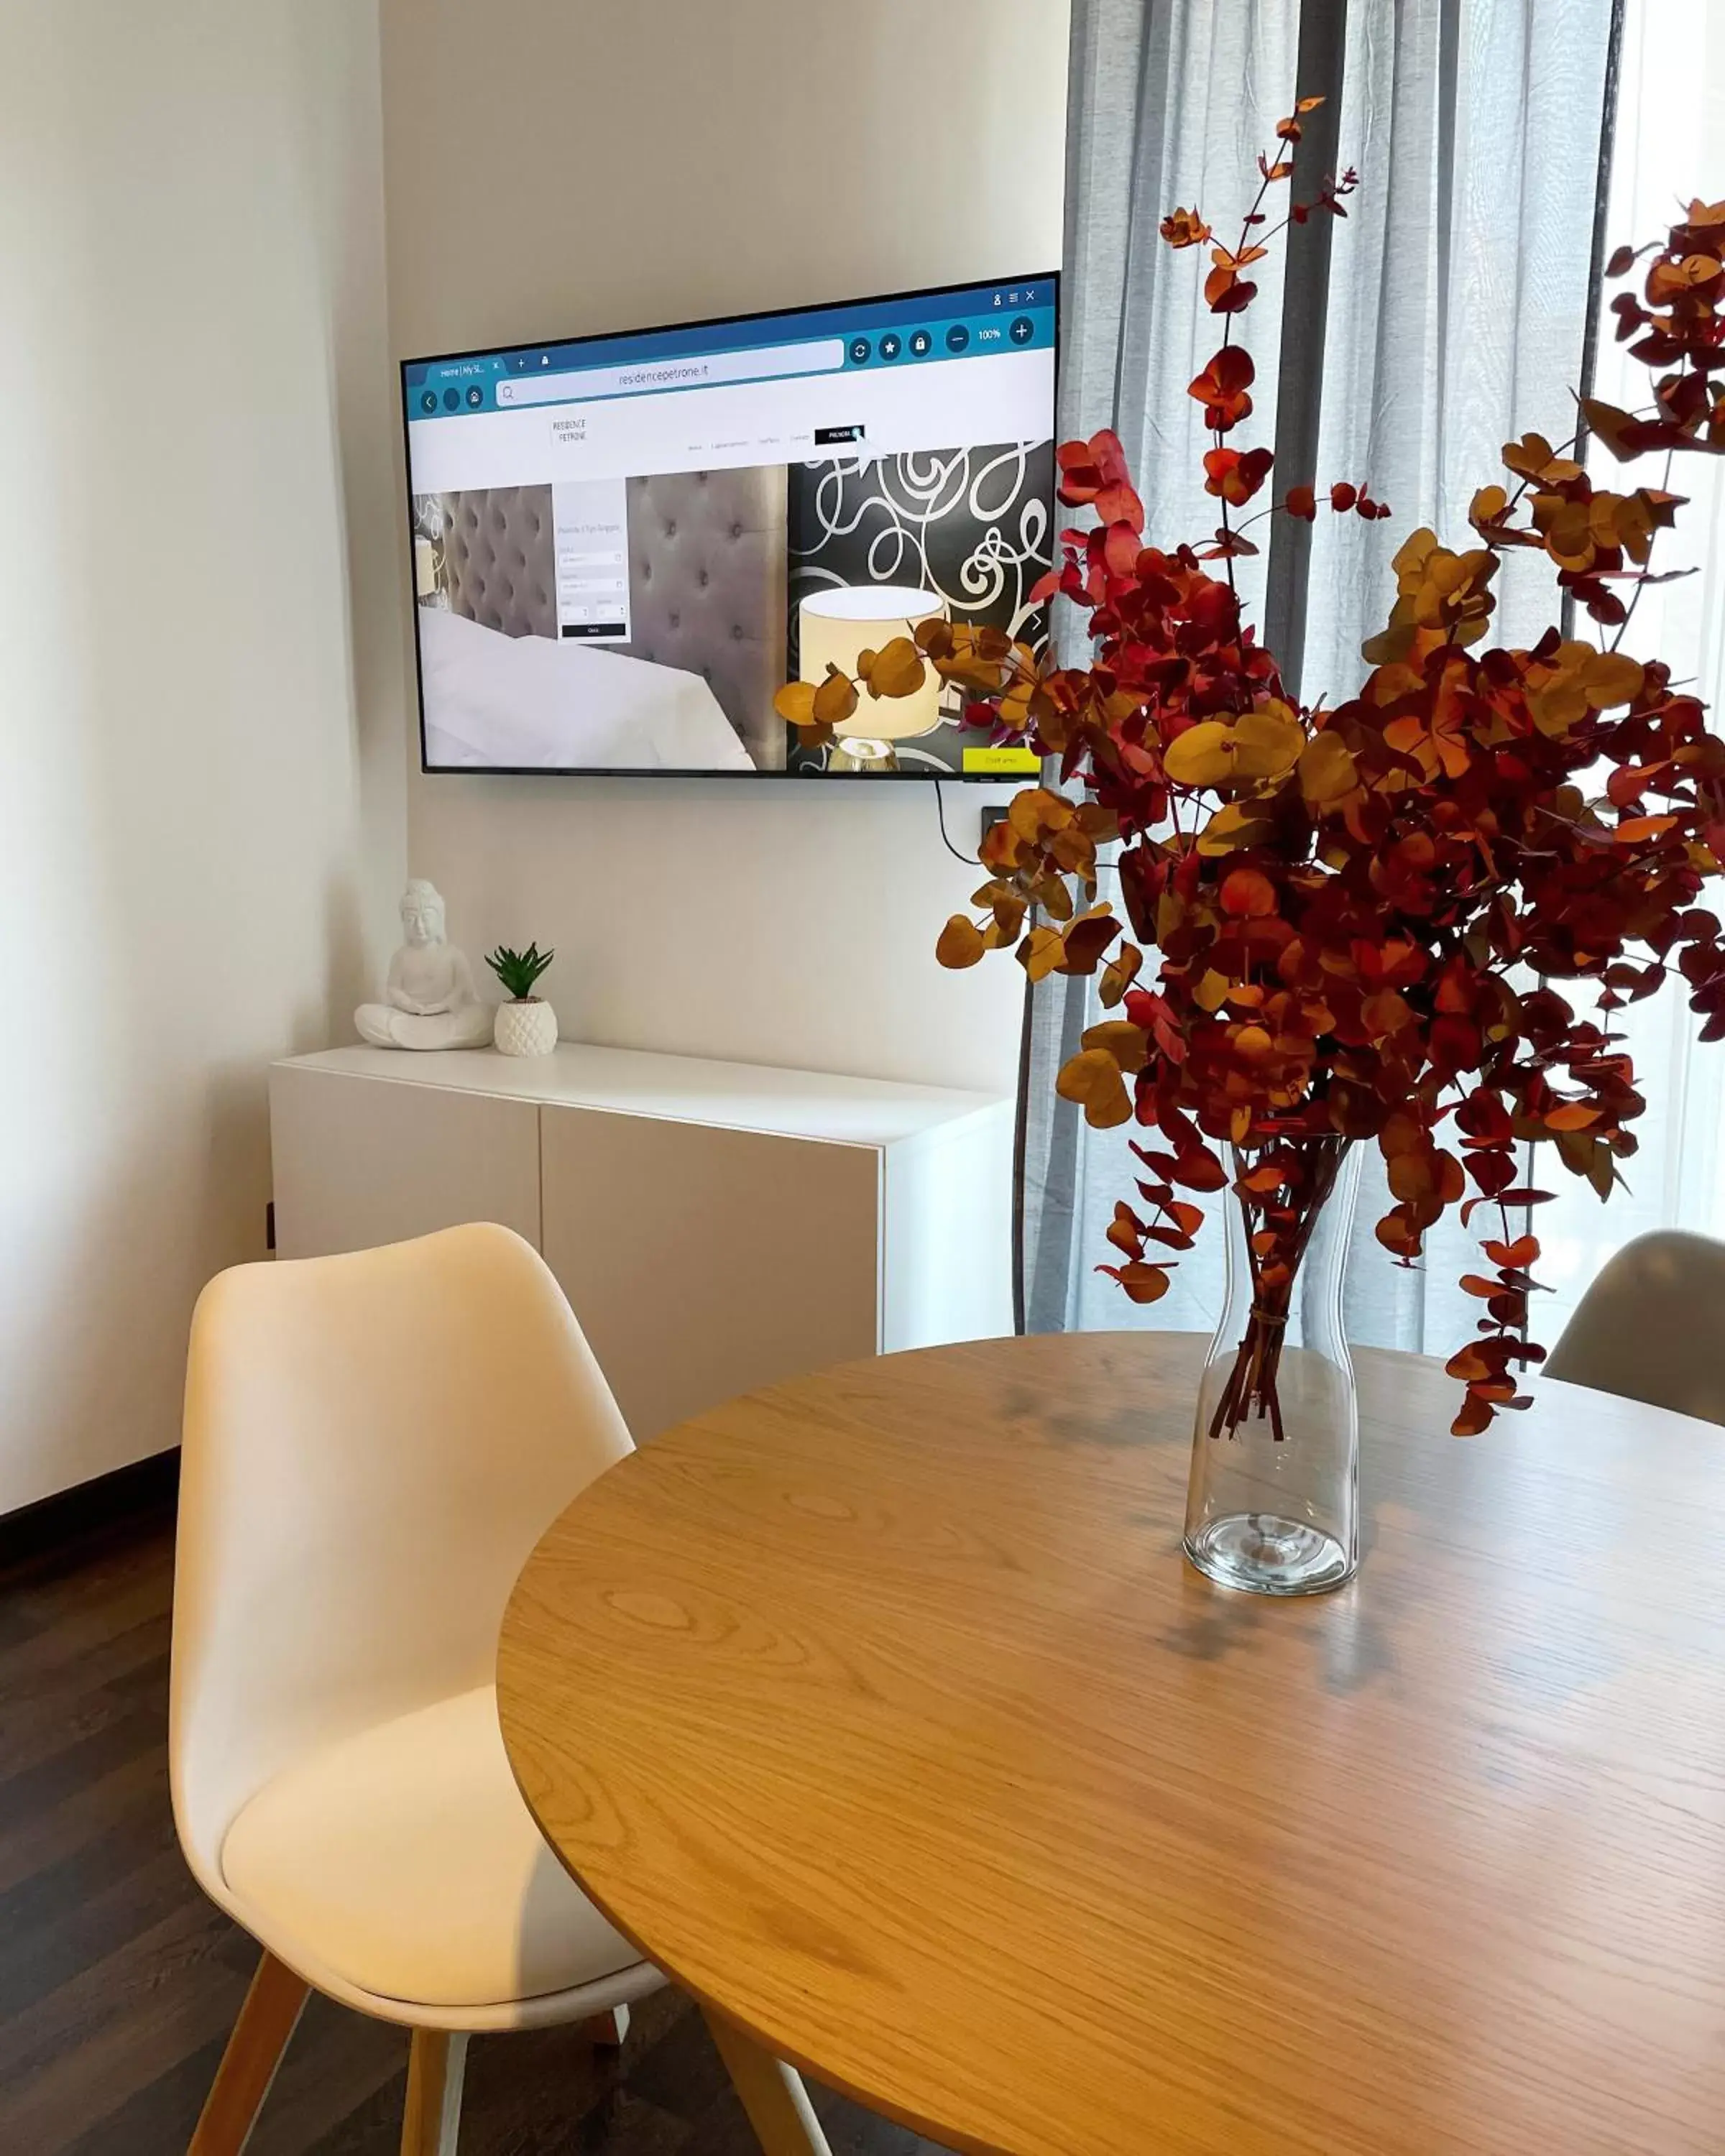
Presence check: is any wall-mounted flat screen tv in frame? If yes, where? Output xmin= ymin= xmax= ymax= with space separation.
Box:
xmin=401 ymin=274 xmax=1058 ymax=778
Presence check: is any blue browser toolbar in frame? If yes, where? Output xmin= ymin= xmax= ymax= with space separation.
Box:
xmin=403 ymin=276 xmax=1058 ymax=418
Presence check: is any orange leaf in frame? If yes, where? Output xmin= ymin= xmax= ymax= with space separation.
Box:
xmin=1059 ymin=908 xmax=1122 ymax=975
xmin=1018 ymin=927 xmax=1066 ymax=982
xmin=811 ymin=668 xmax=858 ymax=727
xmin=1008 ymin=787 xmax=1075 ymax=842
xmin=1451 ymin=1395 xmax=1496 ymax=1437
xmin=1298 ymin=730 xmax=1358 ymax=805
xmin=858 ymin=637 xmax=924 ymax=700
xmin=1159 ymin=207 xmax=1212 ymax=250
xmin=935 ymin=916 xmax=984 ymax=969
xmin=1108 ymin=1261 xmax=1172 ymax=1304
xmin=1098 ymin=945 xmax=1143 ymax=1008
xmin=1056 ymin=1047 xmax=1132 ymax=1128
xmin=1582 ymin=396 xmax=1679 ymax=461
xmin=1081 ymin=1018 xmax=1149 ymax=1073
xmin=773 ymin=681 xmax=817 ymax=726
xmin=1614 ymin=814 xmax=1680 ymax=844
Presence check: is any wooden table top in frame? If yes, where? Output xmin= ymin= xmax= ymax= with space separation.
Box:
xmin=497 ymin=1332 xmax=1725 ymax=2156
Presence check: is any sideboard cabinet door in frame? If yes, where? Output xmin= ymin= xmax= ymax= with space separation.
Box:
xmin=540 ymin=1106 xmax=880 ymax=1442
xmin=269 ymin=1066 xmax=541 ymax=1261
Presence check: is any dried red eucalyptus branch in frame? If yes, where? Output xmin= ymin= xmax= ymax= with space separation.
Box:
xmin=781 ymin=103 xmax=1725 ymax=1437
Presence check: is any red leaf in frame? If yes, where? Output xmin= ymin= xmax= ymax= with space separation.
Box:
xmin=1198 ymin=525 xmax=1259 ymax=559
xmin=1094 ymin=480 xmax=1146 ymax=532
xmin=1169 ymin=1148 xmax=1227 ymax=1192
xmin=1220 ymin=867 xmax=1276 ymax=917
xmin=1103 ymin=522 xmax=1142 ymax=578
xmin=1187 ymin=346 xmax=1256 ymax=433
xmin=1205 ymin=263 xmax=1259 ymax=313
xmin=1203 ymin=446 xmax=1274 ymax=507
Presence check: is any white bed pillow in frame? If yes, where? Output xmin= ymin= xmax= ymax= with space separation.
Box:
xmin=418 ymin=606 xmax=754 ymax=772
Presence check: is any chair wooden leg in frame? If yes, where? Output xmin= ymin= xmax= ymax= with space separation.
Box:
xmin=400 ymin=2029 xmax=468 ymax=2156
xmin=187 ymin=1950 xmax=310 ymax=2155
xmin=579 ymin=2004 xmax=630 ymax=2047
xmin=702 ymin=2008 xmax=833 ymax=2156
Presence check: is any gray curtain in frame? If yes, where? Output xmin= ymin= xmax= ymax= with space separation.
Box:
xmin=1024 ymin=0 xmax=1619 ymax=1345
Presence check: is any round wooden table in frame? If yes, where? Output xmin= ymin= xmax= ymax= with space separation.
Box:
xmin=497 ymin=1332 xmax=1725 ymax=2156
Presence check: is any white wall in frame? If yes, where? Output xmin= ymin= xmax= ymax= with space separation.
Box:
xmin=382 ymin=0 xmax=1069 ymax=1094
xmin=0 ymin=1 xmax=405 ymax=1511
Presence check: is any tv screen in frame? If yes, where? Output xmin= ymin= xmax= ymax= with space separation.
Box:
xmin=401 ymin=275 xmax=1058 ymax=778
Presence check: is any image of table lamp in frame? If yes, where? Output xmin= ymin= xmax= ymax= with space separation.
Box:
xmin=797 ymin=585 xmax=948 ymax=770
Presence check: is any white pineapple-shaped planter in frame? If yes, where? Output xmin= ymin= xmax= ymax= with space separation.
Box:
xmin=494 ymin=997 xmax=558 ymax=1056
xmin=486 ymin=941 xmax=558 ymax=1056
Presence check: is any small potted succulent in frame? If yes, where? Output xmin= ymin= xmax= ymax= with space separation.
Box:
xmin=486 ymin=942 xmax=558 ymax=1056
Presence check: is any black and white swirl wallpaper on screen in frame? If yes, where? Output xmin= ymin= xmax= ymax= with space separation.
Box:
xmin=785 ymin=439 xmax=1055 ymax=775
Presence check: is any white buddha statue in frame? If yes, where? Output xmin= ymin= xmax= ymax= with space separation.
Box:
xmin=356 ymin=880 xmax=493 ymax=1050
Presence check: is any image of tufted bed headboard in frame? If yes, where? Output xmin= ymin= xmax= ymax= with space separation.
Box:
xmin=435 ymin=473 xmax=788 ymax=768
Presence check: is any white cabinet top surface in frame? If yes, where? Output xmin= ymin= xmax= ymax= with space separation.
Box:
xmin=275 ymin=1042 xmax=1008 ymax=1147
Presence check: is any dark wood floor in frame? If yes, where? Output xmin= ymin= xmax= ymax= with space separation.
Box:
xmin=0 ymin=1491 xmax=947 ymax=2154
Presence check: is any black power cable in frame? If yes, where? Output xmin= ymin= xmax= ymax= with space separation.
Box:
xmin=933 ymin=781 xmax=976 ymax=865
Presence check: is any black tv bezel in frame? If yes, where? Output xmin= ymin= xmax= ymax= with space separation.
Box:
xmin=399 ymin=269 xmax=1062 ymax=781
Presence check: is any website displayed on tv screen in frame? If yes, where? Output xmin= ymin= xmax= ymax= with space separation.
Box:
xmin=402 ymin=276 xmax=1057 ymax=776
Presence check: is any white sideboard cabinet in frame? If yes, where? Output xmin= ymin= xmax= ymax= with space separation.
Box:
xmin=269 ymin=1044 xmax=1014 ymax=1441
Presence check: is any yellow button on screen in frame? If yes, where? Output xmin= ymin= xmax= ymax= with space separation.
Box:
xmin=962 ymin=746 xmax=1042 ymax=774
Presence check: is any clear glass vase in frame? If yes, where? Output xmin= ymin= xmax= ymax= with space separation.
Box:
xmin=1183 ymin=1138 xmax=1363 ymax=1596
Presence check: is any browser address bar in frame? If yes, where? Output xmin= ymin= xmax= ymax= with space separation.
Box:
xmin=495 ymin=338 xmax=847 ymax=408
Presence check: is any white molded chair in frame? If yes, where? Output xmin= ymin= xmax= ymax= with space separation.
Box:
xmin=171 ymin=1223 xmax=664 ymax=2155
xmin=1545 ymin=1228 xmax=1725 ymax=1427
